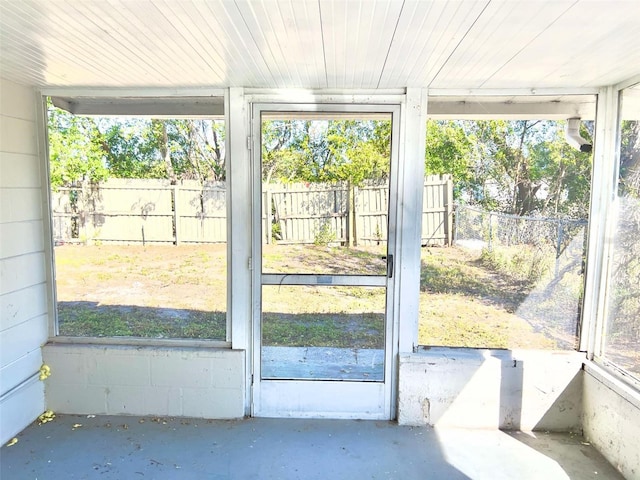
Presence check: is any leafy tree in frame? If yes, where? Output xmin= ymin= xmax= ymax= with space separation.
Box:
xmin=261 ymin=120 xmax=303 ymax=183
xmin=425 ymin=120 xmax=473 ymax=199
xmin=99 ymin=118 xmax=166 ymax=179
xmin=261 ymin=119 xmax=391 ymax=186
xmin=48 ymin=103 xmax=108 ymax=189
xmin=619 ymin=120 xmax=640 ymax=195
xmin=530 ymin=122 xmax=593 ymax=218
xmin=324 ymin=120 xmax=390 ymax=184
xmin=447 ymin=120 xmax=592 ymax=217
xmin=606 ymin=119 xmax=640 ymax=363
xmin=151 ymin=119 xmax=226 ymax=183
xmin=48 ymin=101 xmax=226 ymax=185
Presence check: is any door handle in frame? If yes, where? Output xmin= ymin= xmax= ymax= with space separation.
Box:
xmin=386 ymin=254 xmax=394 ymax=279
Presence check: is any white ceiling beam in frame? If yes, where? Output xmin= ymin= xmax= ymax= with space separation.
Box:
xmin=41 ymin=87 xmax=226 ymax=97
xmin=616 ymin=74 xmax=640 ymax=92
xmin=428 ymin=88 xmax=599 ymax=96
xmin=427 ymin=99 xmax=596 ymax=120
xmin=50 ymin=96 xmax=224 ymax=117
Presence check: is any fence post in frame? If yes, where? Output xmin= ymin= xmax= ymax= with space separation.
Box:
xmin=352 ymin=185 xmax=359 ymax=246
xmin=173 ymin=184 xmax=181 ymax=245
xmin=555 ymin=220 xmax=564 ymax=276
xmin=488 ymin=212 xmax=493 ymax=252
xmin=444 ymin=175 xmax=453 ymax=246
xmin=453 ymin=203 xmax=459 ymax=246
xmin=347 ymin=183 xmax=354 ymax=247
xmin=80 ymin=179 xmax=91 ymax=244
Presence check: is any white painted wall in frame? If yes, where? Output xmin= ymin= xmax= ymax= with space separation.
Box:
xmin=0 ymin=78 xmax=48 ymax=444
xmin=43 ymin=344 xmax=245 ymax=418
xmin=398 ymin=348 xmax=583 ymax=431
xmin=583 ymin=364 xmax=640 ymax=480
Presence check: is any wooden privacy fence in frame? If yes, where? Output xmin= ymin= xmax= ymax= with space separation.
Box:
xmin=262 ymin=174 xmax=453 ymax=246
xmin=51 ymin=178 xmax=226 ymax=244
xmin=52 ymin=175 xmax=453 ymax=246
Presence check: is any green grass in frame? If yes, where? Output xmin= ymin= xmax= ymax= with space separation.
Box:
xmin=58 ymin=303 xmax=226 ymax=339
xmin=262 ymin=312 xmax=383 ymax=349
xmin=55 ymin=243 xmax=579 ymax=350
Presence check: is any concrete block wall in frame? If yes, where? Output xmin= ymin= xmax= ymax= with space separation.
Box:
xmin=398 ymin=348 xmax=583 ymax=431
xmin=583 ymin=364 xmax=640 ymax=480
xmin=43 ymin=344 xmax=245 ymax=418
xmin=0 ymin=78 xmax=48 ymax=444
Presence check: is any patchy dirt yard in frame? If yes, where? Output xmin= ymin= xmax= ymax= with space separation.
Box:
xmin=55 ymin=244 xmax=227 ymax=339
xmin=55 ymin=243 xmax=581 ymax=350
xmin=418 ymin=246 xmax=579 ymax=349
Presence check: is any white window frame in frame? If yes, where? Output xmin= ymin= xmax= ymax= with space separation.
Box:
xmin=587 ymin=75 xmax=640 ymax=391
xmin=421 ymin=90 xmax=599 ymax=352
xmin=38 ymin=88 xmax=232 ymax=348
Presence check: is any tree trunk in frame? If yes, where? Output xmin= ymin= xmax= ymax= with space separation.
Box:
xmin=153 ymin=119 xmax=176 ymax=184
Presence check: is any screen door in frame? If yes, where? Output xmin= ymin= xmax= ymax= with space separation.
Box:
xmin=251 ymin=103 xmax=400 ymax=419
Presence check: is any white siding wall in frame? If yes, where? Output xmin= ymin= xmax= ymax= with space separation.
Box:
xmin=0 ymin=78 xmax=48 ymax=444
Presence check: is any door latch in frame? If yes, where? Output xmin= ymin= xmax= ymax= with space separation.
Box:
xmin=385 ymin=254 xmax=393 ymax=279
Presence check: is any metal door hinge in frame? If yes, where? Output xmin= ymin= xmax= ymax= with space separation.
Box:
xmin=247 ymin=136 xmax=252 ymax=150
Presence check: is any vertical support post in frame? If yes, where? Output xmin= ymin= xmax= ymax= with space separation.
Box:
xmin=580 ymin=86 xmax=620 ymax=359
xmin=227 ymin=88 xmax=253 ymax=415
xmin=173 ymin=184 xmax=181 ymax=245
xmin=36 ymin=92 xmax=60 ymax=337
xmin=581 ymin=86 xmax=620 ymax=355
xmin=396 ymin=88 xmax=428 ymax=355
xmin=264 ymin=187 xmax=272 ymax=244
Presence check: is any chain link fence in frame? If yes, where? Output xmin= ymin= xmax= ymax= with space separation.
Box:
xmin=454 ymin=204 xmax=588 ymax=349
xmin=454 ymin=204 xmax=587 ymax=277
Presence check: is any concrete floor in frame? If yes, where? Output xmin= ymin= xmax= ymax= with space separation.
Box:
xmin=1 ymin=415 xmax=623 ymax=480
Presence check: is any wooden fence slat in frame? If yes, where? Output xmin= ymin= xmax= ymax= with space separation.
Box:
xmin=52 ymin=176 xmax=452 ymax=245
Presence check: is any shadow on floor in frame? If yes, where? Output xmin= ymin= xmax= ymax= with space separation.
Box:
xmin=2 ymin=415 xmax=470 ymax=480
xmin=2 ymin=415 xmax=625 ymax=479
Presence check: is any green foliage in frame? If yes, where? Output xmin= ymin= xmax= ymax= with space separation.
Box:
xmin=262 ymin=312 xmax=384 ymax=348
xmin=48 ymin=103 xmax=109 ymax=189
xmin=605 ymin=118 xmax=640 ymax=372
xmin=425 ymin=120 xmax=473 ymax=197
xmin=48 ymin=101 xmax=226 ymax=187
xmin=437 ymin=119 xmax=593 ymax=217
xmin=313 ymin=222 xmax=336 ymax=246
xmin=48 ymin=97 xmax=600 ymax=220
xmin=619 ymin=120 xmax=640 ymax=196
xmin=480 ymin=245 xmax=553 ymax=285
xmin=58 ymin=303 xmax=226 ymax=339
xmin=100 ymin=119 xmax=166 ymax=178
xmin=261 ymin=119 xmax=391 ymax=186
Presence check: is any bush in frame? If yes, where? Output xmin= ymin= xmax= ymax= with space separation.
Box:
xmin=480 ymin=244 xmax=553 ymax=284
xmin=314 ymin=222 xmax=336 ymax=246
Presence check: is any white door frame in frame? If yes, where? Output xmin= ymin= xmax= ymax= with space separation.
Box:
xmin=250 ymin=102 xmax=402 ymax=419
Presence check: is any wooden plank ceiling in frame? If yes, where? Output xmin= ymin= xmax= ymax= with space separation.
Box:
xmin=0 ymin=0 xmax=638 ymax=90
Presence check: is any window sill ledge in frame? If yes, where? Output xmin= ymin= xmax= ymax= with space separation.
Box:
xmin=48 ymin=336 xmax=231 ymax=350
xmin=583 ymin=360 xmax=640 ymax=410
